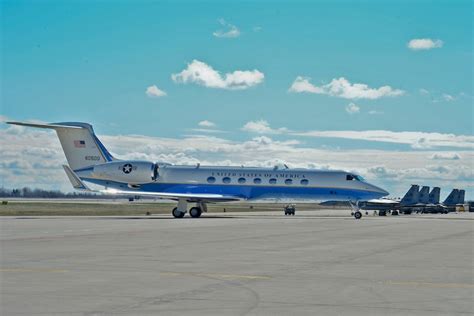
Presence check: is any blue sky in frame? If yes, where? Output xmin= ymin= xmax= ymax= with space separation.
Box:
xmin=1 ymin=0 xmax=473 ymax=197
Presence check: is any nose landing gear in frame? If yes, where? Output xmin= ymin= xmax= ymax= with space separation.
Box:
xmin=350 ymin=201 xmax=362 ymax=219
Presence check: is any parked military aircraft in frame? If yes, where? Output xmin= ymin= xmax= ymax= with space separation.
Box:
xmin=358 ymin=184 xmax=419 ymax=215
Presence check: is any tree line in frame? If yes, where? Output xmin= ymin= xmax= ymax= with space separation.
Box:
xmin=0 ymin=187 xmax=115 ymax=199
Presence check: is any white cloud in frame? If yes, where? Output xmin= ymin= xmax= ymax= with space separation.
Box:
xmin=420 ymin=89 xmax=460 ymax=103
xmin=198 ymin=120 xmax=216 ymax=128
xmin=345 ymin=102 xmax=360 ymax=114
xmin=442 ymin=93 xmax=455 ymax=102
xmin=288 ymin=77 xmax=323 ymax=94
xmin=213 ymin=19 xmax=240 ymax=38
xmin=294 ymin=130 xmax=474 ymax=149
xmin=242 ymin=120 xmax=272 ymax=133
xmin=188 ymin=129 xmax=227 ymax=134
xmin=145 ymin=85 xmax=167 ymax=98
xmin=241 ymin=120 xmax=289 ymax=134
xmin=419 ymin=88 xmax=430 ymax=95
xmin=172 ymin=60 xmax=264 ymax=90
xmin=190 ymin=120 xmax=225 ymax=134
xmin=289 ymin=76 xmax=404 ymax=99
xmin=368 ymin=110 xmax=383 ymax=115
xmin=253 ymin=26 xmax=263 ymax=32
xmin=241 ymin=121 xmax=473 ymax=150
xmin=430 ymin=152 xmax=461 ymax=160
xmin=408 ymin=38 xmax=443 ymax=51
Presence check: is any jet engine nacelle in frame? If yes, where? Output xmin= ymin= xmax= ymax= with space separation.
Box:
xmin=92 ymin=161 xmax=158 ymax=184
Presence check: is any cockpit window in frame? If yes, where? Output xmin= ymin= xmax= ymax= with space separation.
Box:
xmin=346 ymin=174 xmax=364 ymax=181
xmin=153 ymin=164 xmax=159 ymax=181
xmin=346 ymin=174 xmax=365 ymax=181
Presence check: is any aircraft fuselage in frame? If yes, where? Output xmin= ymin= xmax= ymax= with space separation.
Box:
xmin=77 ymin=164 xmax=388 ymax=201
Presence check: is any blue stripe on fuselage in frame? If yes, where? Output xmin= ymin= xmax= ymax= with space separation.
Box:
xmin=82 ymin=178 xmax=385 ymax=201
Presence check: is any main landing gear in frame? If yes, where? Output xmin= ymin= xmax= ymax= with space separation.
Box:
xmin=172 ymin=199 xmax=207 ymax=218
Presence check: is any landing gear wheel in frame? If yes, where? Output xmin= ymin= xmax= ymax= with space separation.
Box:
xmin=172 ymin=207 xmax=185 ymax=218
xmin=189 ymin=207 xmax=202 ymax=218
xmin=354 ymin=211 xmax=362 ymax=219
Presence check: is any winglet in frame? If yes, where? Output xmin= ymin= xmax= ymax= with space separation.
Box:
xmin=63 ymin=165 xmax=90 ymax=190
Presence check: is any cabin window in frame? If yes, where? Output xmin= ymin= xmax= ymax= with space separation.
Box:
xmin=269 ymin=178 xmax=277 ymax=185
xmin=285 ymin=179 xmax=293 ymax=185
xmin=300 ymin=179 xmax=309 ymax=186
xmin=207 ymin=176 xmax=216 ymax=184
xmin=346 ymin=174 xmax=355 ymax=181
xmin=222 ymin=177 xmax=231 ymax=184
xmin=254 ymin=178 xmax=262 ymax=184
xmin=238 ymin=177 xmax=246 ymax=184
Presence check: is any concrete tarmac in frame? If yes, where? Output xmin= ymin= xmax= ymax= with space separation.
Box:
xmin=1 ymin=211 xmax=473 ymax=315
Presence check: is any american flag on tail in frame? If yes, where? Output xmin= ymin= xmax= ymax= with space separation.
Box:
xmin=74 ymin=140 xmax=86 ymax=148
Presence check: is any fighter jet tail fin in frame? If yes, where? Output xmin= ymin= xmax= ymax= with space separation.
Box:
xmin=418 ymin=186 xmax=430 ymax=204
xmin=456 ymin=190 xmax=465 ymax=204
xmin=428 ymin=187 xmax=441 ymax=204
xmin=443 ymin=189 xmax=459 ymax=206
xmin=400 ymin=185 xmax=419 ymax=206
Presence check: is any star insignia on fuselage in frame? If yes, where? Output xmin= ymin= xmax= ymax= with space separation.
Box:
xmin=122 ymin=163 xmax=133 ymax=174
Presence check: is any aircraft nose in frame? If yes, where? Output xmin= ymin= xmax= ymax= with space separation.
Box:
xmin=372 ymin=185 xmax=389 ymax=196
xmin=364 ymin=182 xmax=389 ymax=197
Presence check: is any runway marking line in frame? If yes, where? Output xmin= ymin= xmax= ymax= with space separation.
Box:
xmin=387 ymin=280 xmax=474 ymax=288
xmin=0 ymin=268 xmax=68 ymax=273
xmin=161 ymin=271 xmax=271 ymax=280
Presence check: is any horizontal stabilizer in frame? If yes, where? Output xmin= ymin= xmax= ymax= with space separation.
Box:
xmin=63 ymin=165 xmax=90 ymax=190
xmin=7 ymin=121 xmax=83 ymax=129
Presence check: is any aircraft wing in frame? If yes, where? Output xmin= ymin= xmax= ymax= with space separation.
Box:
xmin=62 ymin=165 xmax=242 ymax=202
xmin=365 ymin=198 xmax=398 ymax=204
xmin=99 ymin=189 xmax=243 ymax=202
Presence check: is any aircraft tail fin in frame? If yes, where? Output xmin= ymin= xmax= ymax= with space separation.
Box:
xmin=443 ymin=189 xmax=459 ymax=206
xmin=457 ymin=190 xmax=465 ymax=204
xmin=7 ymin=121 xmax=115 ymax=170
xmin=400 ymin=185 xmax=419 ymax=206
xmin=428 ymin=187 xmax=441 ymax=204
xmin=418 ymin=186 xmax=430 ymax=204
